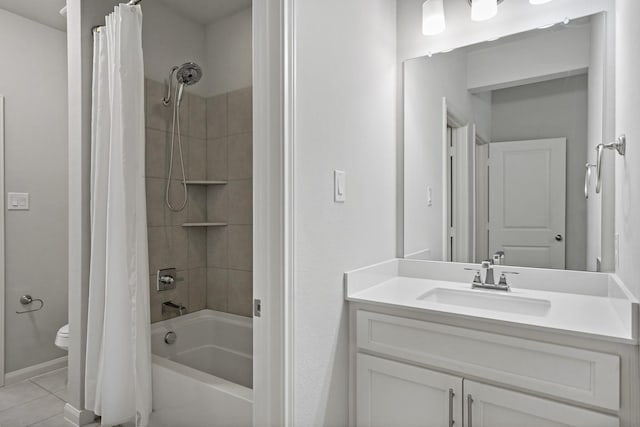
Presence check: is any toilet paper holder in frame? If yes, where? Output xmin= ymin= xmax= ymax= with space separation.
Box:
xmin=16 ymin=295 xmax=44 ymax=314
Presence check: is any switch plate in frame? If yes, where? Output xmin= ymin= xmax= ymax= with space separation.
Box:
xmin=334 ymin=170 xmax=346 ymax=203
xmin=8 ymin=193 xmax=29 ymax=210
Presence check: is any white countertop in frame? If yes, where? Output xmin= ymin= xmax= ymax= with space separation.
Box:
xmin=345 ymin=259 xmax=638 ymax=344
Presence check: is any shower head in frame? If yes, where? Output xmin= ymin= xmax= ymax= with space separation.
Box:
xmin=176 ymin=62 xmax=202 ymax=86
xmin=162 ymin=62 xmax=203 ymax=107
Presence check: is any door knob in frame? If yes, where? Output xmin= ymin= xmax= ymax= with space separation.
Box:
xmin=555 ymin=234 xmax=563 ymax=242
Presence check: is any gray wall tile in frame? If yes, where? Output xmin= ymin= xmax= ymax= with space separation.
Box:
xmin=227 ymin=270 xmax=253 ymax=317
xmin=189 ymin=95 xmax=207 ymax=139
xmin=188 ymin=268 xmax=207 ymax=312
xmin=207 ymin=137 xmax=228 ymax=180
xmin=206 ymin=94 xmax=228 ymax=139
xmin=227 ymin=87 xmax=252 ymax=135
xmin=187 ymin=137 xmax=207 ymax=181
xmin=188 ymin=185 xmax=207 ymax=223
xmin=145 ymin=129 xmax=168 ymax=179
xmin=206 ymin=227 xmax=228 ymax=268
xmin=187 ymin=228 xmax=207 ymax=269
xmin=228 ymin=133 xmax=252 ymax=180
xmin=227 ymin=225 xmax=252 ymax=271
xmin=227 ymin=179 xmax=252 ymax=225
xmin=206 ymin=185 xmax=228 ymax=223
xmin=207 ymin=267 xmax=228 ymax=312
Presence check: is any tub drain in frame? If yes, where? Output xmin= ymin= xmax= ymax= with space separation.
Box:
xmin=164 ymin=331 xmax=177 ymax=345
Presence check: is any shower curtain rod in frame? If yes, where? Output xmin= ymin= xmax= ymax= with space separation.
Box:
xmin=92 ymin=0 xmax=142 ymax=32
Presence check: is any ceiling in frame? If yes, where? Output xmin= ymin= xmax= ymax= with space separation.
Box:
xmin=0 ymin=0 xmax=66 ymax=31
xmin=0 ymin=0 xmax=251 ymax=32
xmin=155 ymin=0 xmax=251 ymax=25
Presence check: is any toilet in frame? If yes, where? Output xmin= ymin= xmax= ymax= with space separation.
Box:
xmin=55 ymin=324 xmax=69 ymax=351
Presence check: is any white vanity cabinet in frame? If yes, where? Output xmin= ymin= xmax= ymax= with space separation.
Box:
xmin=464 ymin=381 xmax=618 ymax=427
xmin=357 ymin=354 xmax=462 ymax=427
xmin=352 ymin=310 xmax=622 ymax=427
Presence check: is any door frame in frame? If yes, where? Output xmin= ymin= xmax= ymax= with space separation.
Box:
xmin=0 ymin=95 xmax=5 ymax=386
xmin=253 ymin=0 xmax=294 ymax=426
xmin=442 ymin=98 xmax=474 ymax=263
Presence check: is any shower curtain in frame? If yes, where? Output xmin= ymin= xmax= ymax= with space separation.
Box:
xmin=85 ymin=5 xmax=152 ymax=427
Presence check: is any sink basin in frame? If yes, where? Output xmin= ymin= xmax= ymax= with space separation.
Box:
xmin=418 ymin=288 xmax=551 ymax=317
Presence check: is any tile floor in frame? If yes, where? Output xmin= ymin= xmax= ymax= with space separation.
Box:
xmin=0 ymin=368 xmax=145 ymax=426
xmin=0 ymin=367 xmax=83 ymax=427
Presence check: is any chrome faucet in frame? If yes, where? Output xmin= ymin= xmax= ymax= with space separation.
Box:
xmin=465 ymin=260 xmax=517 ymax=292
xmin=162 ymin=301 xmax=187 ymax=316
xmin=481 ymin=260 xmax=495 ymax=285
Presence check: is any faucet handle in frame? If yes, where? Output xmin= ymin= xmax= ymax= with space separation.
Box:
xmin=498 ymin=271 xmax=519 ymax=286
xmin=464 ymin=268 xmax=482 ymax=284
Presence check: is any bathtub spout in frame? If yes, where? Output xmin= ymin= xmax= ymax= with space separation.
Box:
xmin=162 ymin=301 xmax=187 ymax=316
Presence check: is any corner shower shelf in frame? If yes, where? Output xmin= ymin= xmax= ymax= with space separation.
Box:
xmin=182 ymin=222 xmax=228 ymax=227
xmin=183 ymin=180 xmax=228 ymax=185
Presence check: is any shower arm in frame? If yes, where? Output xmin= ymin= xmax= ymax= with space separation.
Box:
xmin=162 ymin=66 xmax=180 ymax=107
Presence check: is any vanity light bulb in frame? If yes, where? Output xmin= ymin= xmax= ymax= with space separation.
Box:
xmin=529 ymin=0 xmax=553 ymax=4
xmin=471 ymin=0 xmax=498 ymax=22
xmin=422 ymin=0 xmax=446 ymax=36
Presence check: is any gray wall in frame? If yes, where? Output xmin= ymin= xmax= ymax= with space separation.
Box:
xmin=491 ymin=74 xmax=588 ymax=271
xmin=0 ymin=8 xmax=68 ymax=373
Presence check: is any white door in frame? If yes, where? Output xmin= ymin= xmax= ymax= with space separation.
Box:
xmin=357 ymin=354 xmax=462 ymax=427
xmin=489 ymin=138 xmax=566 ymax=269
xmin=463 ymin=381 xmax=619 ymax=427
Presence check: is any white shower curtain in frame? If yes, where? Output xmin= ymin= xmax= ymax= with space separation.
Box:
xmin=85 ymin=5 xmax=152 ymax=427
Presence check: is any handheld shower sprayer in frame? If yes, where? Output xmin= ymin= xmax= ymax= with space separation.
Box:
xmin=161 ymin=62 xmax=203 ymax=212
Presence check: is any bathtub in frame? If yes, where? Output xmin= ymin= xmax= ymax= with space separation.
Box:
xmin=150 ymin=309 xmax=253 ymax=427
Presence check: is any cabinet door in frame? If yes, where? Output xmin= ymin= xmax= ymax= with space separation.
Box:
xmin=463 ymin=380 xmax=619 ymax=427
xmin=357 ymin=354 xmax=462 ymax=427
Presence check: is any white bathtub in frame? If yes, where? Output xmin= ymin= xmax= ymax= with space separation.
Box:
xmin=150 ymin=309 xmax=253 ymax=427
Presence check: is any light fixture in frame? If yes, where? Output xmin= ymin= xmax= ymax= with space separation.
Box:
xmin=422 ymin=0 xmax=446 ymax=36
xmin=471 ymin=0 xmax=498 ymax=21
xmin=530 ymin=0 xmax=553 ymax=4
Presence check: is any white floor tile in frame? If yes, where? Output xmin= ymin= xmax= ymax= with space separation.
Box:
xmin=0 ymin=381 xmax=49 ymax=412
xmin=30 ymin=369 xmax=67 ymax=393
xmin=0 ymin=394 xmax=64 ymax=427
xmin=51 ymin=387 xmax=68 ymax=403
xmin=28 ymin=413 xmax=73 ymax=427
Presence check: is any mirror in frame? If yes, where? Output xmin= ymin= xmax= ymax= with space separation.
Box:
xmin=403 ymin=13 xmax=610 ymax=271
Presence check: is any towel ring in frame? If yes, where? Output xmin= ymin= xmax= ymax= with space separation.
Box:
xmin=596 ymin=135 xmax=626 ymax=194
xmin=584 ymin=163 xmax=596 ymax=199
xmin=16 ymin=295 xmax=44 ymax=314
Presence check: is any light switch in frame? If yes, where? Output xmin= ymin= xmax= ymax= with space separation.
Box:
xmin=334 ymin=170 xmax=346 ymax=203
xmin=8 ymin=193 xmax=29 ymax=210
xmin=427 ymin=186 xmax=433 ymax=206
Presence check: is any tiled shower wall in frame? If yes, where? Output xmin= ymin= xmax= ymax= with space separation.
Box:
xmin=144 ymin=78 xmax=253 ymax=322
xmin=206 ymin=87 xmax=253 ymax=317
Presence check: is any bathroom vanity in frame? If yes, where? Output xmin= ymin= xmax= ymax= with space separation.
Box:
xmin=346 ymin=259 xmax=639 ymax=427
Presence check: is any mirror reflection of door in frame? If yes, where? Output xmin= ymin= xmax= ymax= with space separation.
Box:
xmin=488 ymin=139 xmax=567 ymax=269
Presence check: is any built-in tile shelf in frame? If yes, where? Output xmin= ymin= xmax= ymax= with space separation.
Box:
xmin=183 ymin=180 xmax=228 ymax=185
xmin=182 ymin=222 xmax=228 ymax=227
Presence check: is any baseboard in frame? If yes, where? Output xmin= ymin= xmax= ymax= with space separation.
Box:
xmin=4 ymin=356 xmax=68 ymax=385
xmin=64 ymin=403 xmax=96 ymax=426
